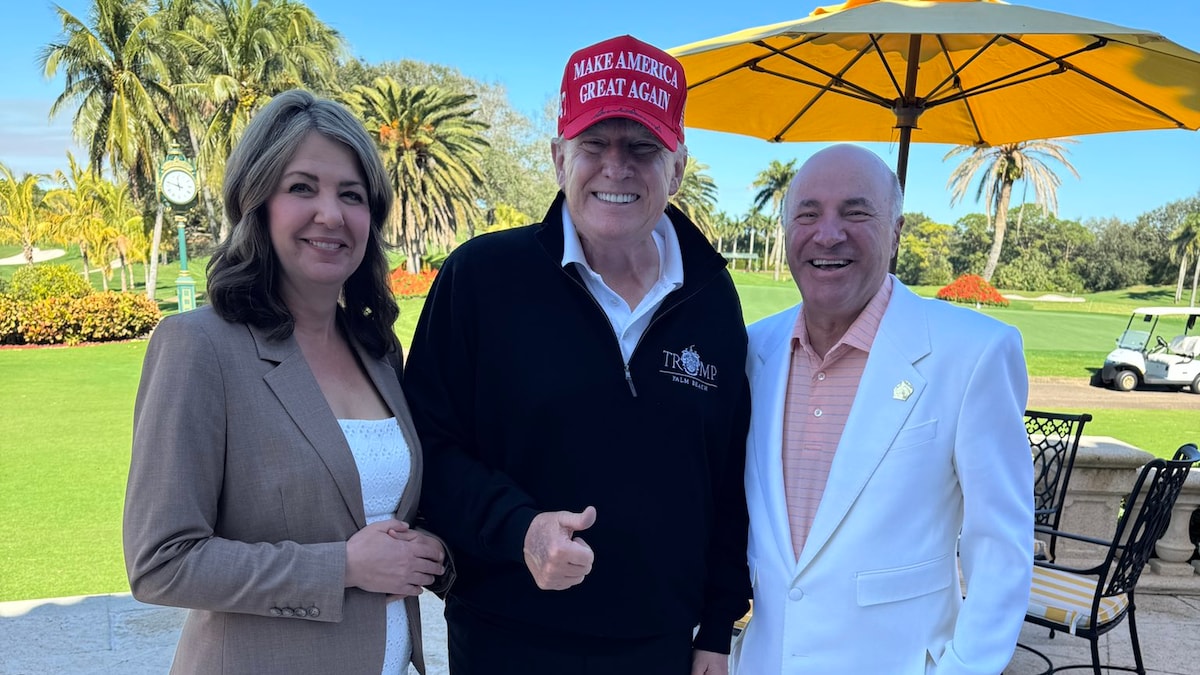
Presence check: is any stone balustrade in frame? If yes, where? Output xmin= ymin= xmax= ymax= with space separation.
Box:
xmin=1044 ymin=436 xmax=1200 ymax=595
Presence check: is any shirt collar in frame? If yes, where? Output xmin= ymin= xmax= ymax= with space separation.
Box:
xmin=560 ymin=204 xmax=684 ymax=288
xmin=792 ymin=274 xmax=895 ymax=354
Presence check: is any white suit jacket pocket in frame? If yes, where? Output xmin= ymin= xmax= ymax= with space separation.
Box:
xmin=855 ymin=553 xmax=954 ymax=607
xmin=889 ymin=419 xmax=938 ymax=452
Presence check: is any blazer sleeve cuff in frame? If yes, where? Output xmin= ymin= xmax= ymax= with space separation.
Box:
xmin=693 ymin=620 xmax=735 ymax=655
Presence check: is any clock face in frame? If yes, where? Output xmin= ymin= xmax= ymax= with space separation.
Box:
xmin=162 ymin=169 xmax=197 ymax=206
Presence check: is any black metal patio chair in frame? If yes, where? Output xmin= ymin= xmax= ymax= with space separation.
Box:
xmin=1020 ymin=443 xmax=1200 ymax=674
xmin=1025 ymin=409 xmax=1093 ymax=562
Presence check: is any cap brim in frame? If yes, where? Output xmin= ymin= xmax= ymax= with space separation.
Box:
xmin=561 ymin=105 xmax=679 ymax=151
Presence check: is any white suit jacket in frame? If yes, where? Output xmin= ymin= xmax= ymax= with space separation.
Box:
xmin=732 ymin=280 xmax=1033 ymax=675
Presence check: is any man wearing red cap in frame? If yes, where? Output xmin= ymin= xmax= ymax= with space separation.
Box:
xmin=404 ymin=35 xmax=751 ymax=674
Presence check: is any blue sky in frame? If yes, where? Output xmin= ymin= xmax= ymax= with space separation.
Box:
xmin=3 ymin=0 xmax=1198 ymax=226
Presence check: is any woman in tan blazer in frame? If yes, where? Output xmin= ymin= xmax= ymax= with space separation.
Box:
xmin=123 ymin=90 xmax=449 ymax=675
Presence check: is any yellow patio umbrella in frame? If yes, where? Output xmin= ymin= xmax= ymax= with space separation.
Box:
xmin=669 ymin=0 xmax=1200 ymax=189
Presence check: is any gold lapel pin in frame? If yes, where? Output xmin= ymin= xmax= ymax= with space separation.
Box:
xmin=893 ymin=380 xmax=914 ymax=401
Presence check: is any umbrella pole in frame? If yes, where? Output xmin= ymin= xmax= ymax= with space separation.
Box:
xmin=891 ymin=35 xmax=923 ymax=273
xmin=895 ymin=34 xmax=923 ymax=193
xmin=896 ymin=125 xmax=912 ymax=193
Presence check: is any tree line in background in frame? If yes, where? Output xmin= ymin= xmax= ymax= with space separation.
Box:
xmin=0 ymin=0 xmax=557 ymax=291
xmin=1 ymin=0 xmax=1199 ymax=307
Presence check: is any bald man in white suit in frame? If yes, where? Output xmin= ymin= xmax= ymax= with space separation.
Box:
xmin=732 ymin=144 xmax=1033 ymax=675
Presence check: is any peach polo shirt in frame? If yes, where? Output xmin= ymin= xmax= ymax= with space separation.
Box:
xmin=783 ymin=276 xmax=894 ymax=560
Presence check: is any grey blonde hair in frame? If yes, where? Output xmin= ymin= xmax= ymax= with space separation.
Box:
xmin=206 ymin=89 xmax=399 ymax=357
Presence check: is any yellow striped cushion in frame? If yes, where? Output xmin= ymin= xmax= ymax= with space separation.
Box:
xmin=1028 ymin=566 xmax=1128 ymax=634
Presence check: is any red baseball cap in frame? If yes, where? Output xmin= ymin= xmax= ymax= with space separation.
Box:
xmin=558 ymin=35 xmax=687 ymax=151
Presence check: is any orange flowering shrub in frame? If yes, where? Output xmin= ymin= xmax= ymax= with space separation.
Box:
xmin=74 ymin=293 xmax=162 ymax=341
xmin=389 ymin=268 xmax=437 ymax=298
xmin=14 ymin=296 xmax=75 ymax=344
xmin=935 ymin=274 xmax=1009 ymax=307
xmin=0 ymin=295 xmax=21 ymax=344
xmin=11 ymin=292 xmax=160 ymax=345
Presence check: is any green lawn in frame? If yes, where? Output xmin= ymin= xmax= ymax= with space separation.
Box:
xmin=0 ymin=342 xmax=145 ymax=601
xmin=2 ymin=263 xmax=1197 ymax=602
xmin=729 ymin=270 xmax=802 ymax=323
xmin=1045 ymin=409 xmax=1200 ymax=460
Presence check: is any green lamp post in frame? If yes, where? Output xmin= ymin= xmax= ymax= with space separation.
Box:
xmin=158 ymin=143 xmax=199 ymax=312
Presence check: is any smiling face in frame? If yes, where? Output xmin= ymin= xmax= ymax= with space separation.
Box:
xmin=784 ymin=145 xmax=903 ymax=332
xmin=552 ymin=118 xmax=686 ymax=248
xmin=267 ymin=131 xmax=372 ymax=307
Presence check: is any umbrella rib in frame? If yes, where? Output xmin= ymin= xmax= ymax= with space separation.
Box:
xmin=1005 ymin=35 xmax=1191 ymax=129
xmin=749 ymin=64 xmax=893 ymax=141
xmin=923 ymin=34 xmax=1005 ymax=102
xmin=867 ymin=34 xmax=906 ymax=99
xmin=688 ymin=56 xmax=767 ymax=90
xmin=935 ymin=69 xmax=1066 ymax=108
xmin=687 ymin=34 xmax=828 ymax=90
xmin=740 ymin=37 xmax=896 ymax=140
xmin=754 ymin=37 xmax=894 ymax=105
xmin=749 ymin=67 xmax=891 ymax=106
xmin=928 ymin=33 xmax=986 ymax=146
xmin=927 ymin=39 xmax=1103 ymax=107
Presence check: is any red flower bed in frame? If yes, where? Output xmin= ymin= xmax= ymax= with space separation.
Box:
xmin=935 ymin=274 xmax=1009 ymax=307
xmin=388 ymin=268 xmax=437 ymax=298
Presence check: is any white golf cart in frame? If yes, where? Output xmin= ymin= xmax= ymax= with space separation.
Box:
xmin=1100 ymin=307 xmax=1200 ymax=393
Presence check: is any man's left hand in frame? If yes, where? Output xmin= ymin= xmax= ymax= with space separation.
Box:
xmin=691 ymin=649 xmax=728 ymax=675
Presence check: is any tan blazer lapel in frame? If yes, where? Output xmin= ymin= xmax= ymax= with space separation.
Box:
xmin=252 ymin=326 xmax=367 ymax=529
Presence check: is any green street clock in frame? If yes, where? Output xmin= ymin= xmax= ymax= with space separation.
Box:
xmin=159 ymin=141 xmax=199 ymax=312
xmin=159 ymin=142 xmax=197 ymax=209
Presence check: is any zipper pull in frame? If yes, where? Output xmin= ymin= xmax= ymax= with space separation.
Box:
xmin=624 ymin=363 xmax=638 ymax=397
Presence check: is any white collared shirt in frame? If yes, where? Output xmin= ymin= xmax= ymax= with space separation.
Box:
xmin=561 ymin=205 xmax=684 ymax=363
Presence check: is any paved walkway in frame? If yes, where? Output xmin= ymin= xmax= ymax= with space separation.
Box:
xmin=0 ymin=593 xmax=447 ymax=675
xmin=2 ymin=591 xmax=1198 ymax=674
xmin=0 ymin=247 xmax=66 ymax=266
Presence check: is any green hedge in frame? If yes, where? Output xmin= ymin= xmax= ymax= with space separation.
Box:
xmin=7 ymin=264 xmax=93 ymax=302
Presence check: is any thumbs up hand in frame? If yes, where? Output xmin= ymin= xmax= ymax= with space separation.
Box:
xmin=522 ymin=506 xmax=597 ymax=590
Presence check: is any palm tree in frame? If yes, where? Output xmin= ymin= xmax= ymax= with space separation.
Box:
xmin=670 ymin=157 xmax=719 ymax=239
xmin=46 ymin=158 xmax=144 ymax=291
xmin=345 ymin=78 xmax=489 ymax=273
xmin=0 ymin=166 xmax=58 ymax=266
xmin=945 ymin=140 xmax=1079 ymax=282
xmin=709 ymin=211 xmax=737 ymax=256
xmin=1169 ymin=213 xmax=1200 ymax=306
xmin=178 ymin=0 xmax=343 ymax=212
xmin=40 ymin=0 xmax=177 ymax=300
xmin=337 ymin=58 xmax=558 ymax=231
xmin=480 ymin=203 xmax=534 ymax=234
xmin=46 ymin=153 xmax=106 ymax=280
xmin=39 ymin=0 xmax=172 ymax=200
xmin=148 ymin=0 xmax=226 ymax=243
xmin=752 ymin=159 xmax=797 ymax=281
xmin=742 ymin=210 xmax=772 ymax=273
xmin=45 ymin=152 xmax=151 ymax=293
xmin=118 ymin=225 xmax=153 ymax=291
xmin=92 ymin=180 xmax=146 ymax=291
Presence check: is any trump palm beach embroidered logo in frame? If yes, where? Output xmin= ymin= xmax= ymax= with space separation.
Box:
xmin=660 ymin=345 xmax=718 ymax=391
